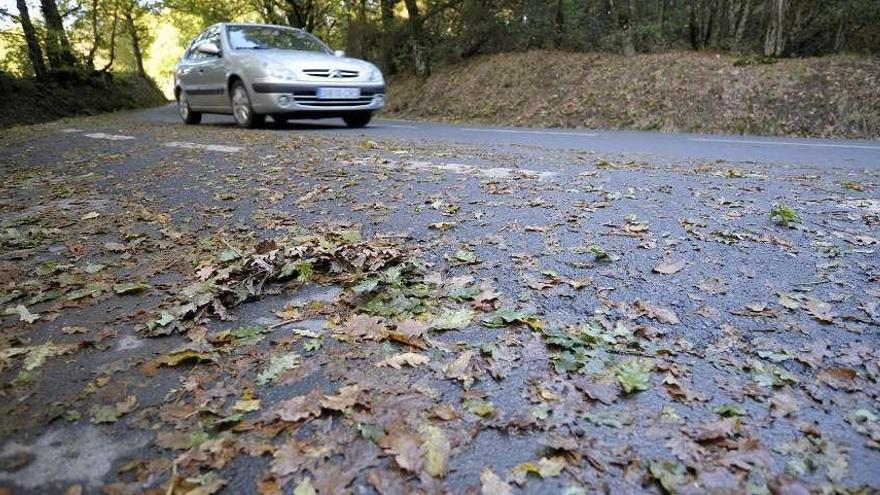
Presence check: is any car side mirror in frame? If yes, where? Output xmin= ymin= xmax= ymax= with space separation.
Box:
xmin=334 ymin=50 xmax=345 ymax=58
xmin=197 ymin=42 xmax=221 ymax=56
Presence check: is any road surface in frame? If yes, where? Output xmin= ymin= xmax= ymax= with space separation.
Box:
xmin=138 ymin=103 xmax=880 ymax=170
xmin=1 ymin=106 xmax=879 ymax=494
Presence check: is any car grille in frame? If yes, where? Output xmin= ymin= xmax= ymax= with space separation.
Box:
xmin=302 ymin=69 xmax=359 ymax=78
xmin=293 ymin=96 xmax=374 ymax=107
xmin=291 ymin=88 xmax=380 ymax=107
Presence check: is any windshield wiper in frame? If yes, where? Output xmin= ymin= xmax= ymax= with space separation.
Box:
xmin=237 ymin=45 xmax=270 ymax=50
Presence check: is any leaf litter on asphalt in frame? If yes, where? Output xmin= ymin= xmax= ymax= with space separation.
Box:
xmin=0 ymin=114 xmax=878 ymax=493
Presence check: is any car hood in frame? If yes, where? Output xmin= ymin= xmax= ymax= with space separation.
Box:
xmin=241 ymin=50 xmax=373 ymax=71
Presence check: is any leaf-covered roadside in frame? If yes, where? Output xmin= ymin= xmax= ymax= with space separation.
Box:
xmin=1 ymin=115 xmax=879 ymax=494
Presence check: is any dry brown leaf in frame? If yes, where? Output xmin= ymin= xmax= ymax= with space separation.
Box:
xmin=341 ymin=314 xmax=387 ymax=340
xmin=653 ymin=259 xmax=685 ymax=275
xmin=803 ymin=297 xmax=835 ymax=323
xmin=481 ymin=468 xmax=512 ymax=495
xmin=320 ymin=384 xmax=361 ymax=412
xmin=274 ymin=389 xmax=322 ymax=423
xmin=376 ymin=352 xmax=430 ymax=369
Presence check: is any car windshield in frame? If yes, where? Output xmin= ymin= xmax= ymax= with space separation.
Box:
xmin=227 ymin=25 xmax=330 ymax=53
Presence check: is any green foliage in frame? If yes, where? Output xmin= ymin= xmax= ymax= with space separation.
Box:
xmin=770 ymin=204 xmax=801 ymax=227
xmin=734 ymin=54 xmax=778 ymax=67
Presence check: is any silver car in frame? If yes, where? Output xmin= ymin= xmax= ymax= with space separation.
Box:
xmin=174 ymin=23 xmax=386 ymax=128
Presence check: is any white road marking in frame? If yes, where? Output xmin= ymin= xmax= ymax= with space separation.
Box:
xmin=84 ymin=133 xmax=135 ymax=141
xmin=461 ymin=128 xmax=598 ymax=137
xmin=163 ymin=142 xmax=243 ymax=153
xmin=60 ymin=128 xmax=83 ymax=133
xmin=690 ymin=138 xmax=880 ymax=150
xmin=382 ymin=124 xmax=419 ymax=129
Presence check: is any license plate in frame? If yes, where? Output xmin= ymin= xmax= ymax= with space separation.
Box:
xmin=316 ymin=87 xmax=360 ymax=99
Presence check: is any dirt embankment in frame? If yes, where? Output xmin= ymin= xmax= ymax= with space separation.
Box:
xmin=386 ymin=51 xmax=880 ymax=139
xmin=0 ymin=72 xmax=167 ymax=128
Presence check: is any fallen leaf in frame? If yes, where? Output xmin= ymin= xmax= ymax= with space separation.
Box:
xmin=481 ymin=468 xmax=512 ymax=495
xmin=376 ymin=352 xmax=430 ymax=369
xmin=4 ymin=304 xmax=39 ymax=323
xmin=341 ymin=314 xmax=386 ymax=340
xmin=653 ymin=259 xmax=685 ymax=275
xmin=256 ymin=353 xmax=302 ymax=385
xmin=431 ymin=308 xmax=474 ymax=330
xmin=321 ymin=384 xmax=361 ymax=412
xmin=274 ymin=389 xmax=323 ymax=422
xmin=420 ymin=423 xmax=450 ymax=478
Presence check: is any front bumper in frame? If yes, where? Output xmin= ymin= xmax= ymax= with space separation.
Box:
xmin=249 ymin=82 xmax=386 ymax=114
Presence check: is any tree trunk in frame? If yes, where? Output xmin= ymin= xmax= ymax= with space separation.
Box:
xmin=40 ymin=0 xmax=78 ymax=70
xmin=609 ymin=0 xmax=635 ymax=56
xmin=402 ymin=0 xmax=428 ymax=75
xmin=554 ymin=0 xmax=565 ymax=47
xmin=732 ymin=0 xmax=752 ymax=50
xmin=101 ymin=5 xmax=118 ymax=72
xmin=125 ymin=12 xmax=146 ymax=77
xmin=380 ymin=0 xmax=395 ymax=74
xmin=86 ymin=0 xmax=101 ymax=69
xmin=688 ymin=0 xmax=701 ymax=49
xmin=763 ymin=0 xmax=786 ymax=56
xmin=16 ymin=0 xmax=47 ymax=78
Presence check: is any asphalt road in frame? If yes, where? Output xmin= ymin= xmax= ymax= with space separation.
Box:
xmin=138 ymin=103 xmax=880 ymax=170
xmin=1 ymin=106 xmax=879 ymax=494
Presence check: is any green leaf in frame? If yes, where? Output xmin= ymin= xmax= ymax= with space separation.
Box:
xmin=293 ymin=478 xmax=316 ymax=495
xmin=352 ymin=277 xmax=379 ymax=294
xmin=649 ymin=460 xmax=690 ymax=494
xmin=614 ymin=358 xmax=653 ymax=393
xmin=463 ymin=399 xmax=495 ymax=417
xmin=210 ymin=326 xmax=271 ymax=347
xmin=419 ymin=424 xmax=450 ymax=478
xmin=218 ymin=248 xmax=241 ymax=262
xmin=358 ymin=423 xmax=386 ymax=443
xmin=148 ymin=311 xmax=177 ymax=330
xmin=481 ymin=307 xmax=542 ymax=329
xmin=454 ymin=249 xmax=478 ymax=264
xmin=113 ymin=282 xmax=150 ymax=295
xmin=770 ymin=204 xmax=801 ymax=227
xmin=90 ymin=405 xmax=122 ymax=423
xmin=257 ymin=353 xmax=302 ymax=385
xmin=432 ymin=308 xmax=474 ymax=330
xmin=714 ymin=404 xmax=749 ymax=417
xmin=445 ymin=285 xmax=480 ymax=301
xmin=4 ymin=304 xmax=40 ymax=323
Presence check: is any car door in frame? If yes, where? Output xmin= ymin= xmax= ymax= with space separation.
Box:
xmin=190 ymin=27 xmax=228 ymax=109
xmin=176 ymin=32 xmax=204 ymax=106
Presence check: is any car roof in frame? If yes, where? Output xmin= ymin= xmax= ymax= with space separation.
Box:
xmin=213 ymin=22 xmax=306 ymax=32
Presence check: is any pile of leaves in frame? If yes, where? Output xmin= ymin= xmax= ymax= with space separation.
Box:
xmin=144 ymin=230 xmax=407 ymax=336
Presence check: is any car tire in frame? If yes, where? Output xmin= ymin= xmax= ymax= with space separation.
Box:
xmin=177 ymin=90 xmax=202 ymax=125
xmin=231 ymin=81 xmax=264 ymax=128
xmin=343 ymin=112 xmax=372 ymax=128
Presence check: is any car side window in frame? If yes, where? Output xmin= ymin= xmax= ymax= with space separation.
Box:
xmin=185 ymin=32 xmax=205 ymax=60
xmin=190 ymin=28 xmax=221 ymax=60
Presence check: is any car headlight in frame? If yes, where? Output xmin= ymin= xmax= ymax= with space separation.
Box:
xmin=264 ymin=64 xmax=297 ymax=81
xmin=368 ymin=67 xmax=384 ymax=84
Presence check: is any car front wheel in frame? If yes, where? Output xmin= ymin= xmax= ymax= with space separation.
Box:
xmin=343 ymin=112 xmax=372 ymax=128
xmin=178 ymin=90 xmax=201 ymax=125
xmin=231 ymin=81 xmax=264 ymax=128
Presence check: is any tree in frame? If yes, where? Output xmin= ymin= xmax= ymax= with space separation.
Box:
xmin=124 ymin=10 xmax=146 ymax=77
xmin=380 ymin=0 xmax=396 ymax=73
xmin=15 ymin=0 xmax=48 ymax=78
xmin=40 ymin=0 xmax=79 ymax=70
xmin=403 ymin=0 xmax=428 ymax=75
